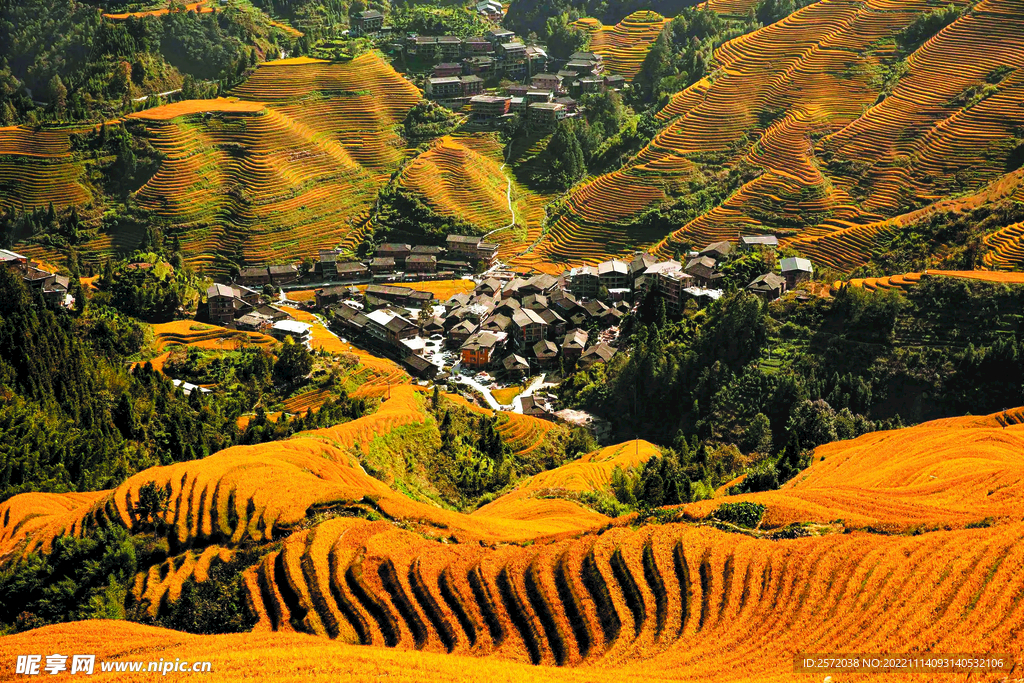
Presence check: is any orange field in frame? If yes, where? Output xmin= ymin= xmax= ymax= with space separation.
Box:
xmin=572 ymin=11 xmax=670 ymax=80
xmin=440 ymin=393 xmax=559 ymax=459
xmin=837 ymin=269 xmax=1024 ymax=293
xmin=127 ymin=97 xmax=265 ymax=120
xmin=530 ymin=0 xmax=1024 ymax=274
xmin=682 ymin=409 xmax=1024 ymax=532
xmin=0 ymin=126 xmax=91 ymax=210
xmin=355 ymin=279 xmax=475 ymax=301
xmin=103 ymin=1 xmax=212 ymax=19
xmin=115 ymin=54 xmax=422 ymax=276
xmin=284 ymin=289 xmax=317 ymax=302
xmin=475 ymin=439 xmax=660 ymax=519
xmin=150 ymin=320 xmax=277 ymax=352
xmin=3 ymin=406 xmax=1024 ymax=676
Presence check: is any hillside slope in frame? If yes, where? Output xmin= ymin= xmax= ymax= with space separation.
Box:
xmin=536 ymin=0 xmax=1024 ymax=273
xmin=3 ymin=54 xmax=421 ymax=275
xmin=573 ymin=11 xmax=671 ymax=81
xmin=3 ymin=403 xmax=1024 ymax=677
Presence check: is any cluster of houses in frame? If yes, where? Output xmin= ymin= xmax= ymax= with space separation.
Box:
xmin=314 ymin=234 xmax=500 ymax=286
xmin=227 ymin=234 xmax=499 ymax=294
xmin=203 ymin=234 xmax=502 ymax=340
xmin=325 ymin=270 xmax=623 ymax=382
xmin=0 ymin=248 xmax=73 ymax=307
xmin=204 ymin=233 xmax=815 ymax=389
xmin=419 ymin=28 xmax=550 ymax=106
xmin=468 ymin=56 xmax=623 ymax=130
xmin=204 ymin=282 xmax=316 ymax=347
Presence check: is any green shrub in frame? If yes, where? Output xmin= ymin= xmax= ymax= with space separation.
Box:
xmin=711 ymin=501 xmax=766 ymax=528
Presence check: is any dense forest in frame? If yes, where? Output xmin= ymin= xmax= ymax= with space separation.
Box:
xmin=0 ymin=0 xmax=294 ymax=125
xmin=559 ymin=277 xmax=1024 ymax=498
xmin=0 ymin=265 xmax=371 ymax=502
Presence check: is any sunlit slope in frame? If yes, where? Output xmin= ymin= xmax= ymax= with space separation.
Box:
xmin=475 ymin=440 xmax=659 ymax=520
xmin=5 ymin=407 xmax=1024 ymax=675
xmin=573 ymin=11 xmax=671 ymax=80
xmin=0 ymin=126 xmax=91 ymax=210
xmin=0 ymin=388 xmax=612 ymax=563
xmin=398 ymin=135 xmax=511 ymax=231
xmin=533 ymin=0 xmax=1024 ymax=272
xmin=124 ymin=55 xmax=420 ymax=274
xmin=7 ymin=518 xmax=1022 ymax=680
xmin=440 ymin=393 xmax=561 ymax=462
xmin=684 ymin=409 xmax=1024 ymax=531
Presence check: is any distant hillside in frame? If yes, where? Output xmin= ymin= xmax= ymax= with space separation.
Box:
xmin=533 ymin=0 xmax=1024 ymax=274
xmin=572 ymin=11 xmax=671 ymax=80
xmin=1 ymin=54 xmax=421 ymax=274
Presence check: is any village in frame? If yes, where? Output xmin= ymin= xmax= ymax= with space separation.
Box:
xmin=200 ymin=233 xmax=813 ymax=419
xmin=350 ymin=15 xmax=620 ymax=129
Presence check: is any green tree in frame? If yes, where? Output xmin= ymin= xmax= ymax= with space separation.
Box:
xmin=274 ymin=337 xmax=313 ymax=383
xmin=48 ymin=74 xmax=67 ymax=114
xmin=743 ymin=413 xmax=772 ymax=454
xmin=132 ymin=481 xmax=170 ymax=531
xmin=546 ymin=120 xmax=585 ymax=190
xmin=544 ymin=12 xmax=589 ymax=60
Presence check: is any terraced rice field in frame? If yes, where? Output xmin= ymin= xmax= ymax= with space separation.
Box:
xmin=5 ymin=608 xmax=1022 ymax=683
xmin=835 ymin=271 xmax=923 ymax=292
xmin=837 ymin=270 xmax=1024 ymax=293
xmin=0 ymin=126 xmax=91 ymax=210
xmin=476 ymin=440 xmax=660 ymax=520
xmin=127 ymin=54 xmax=421 ymax=275
xmin=572 ymin=11 xmax=671 ymax=81
xmin=535 ymin=0 xmax=1024 ymax=274
xmin=355 ymin=279 xmax=475 ymax=301
xmin=440 ymin=393 xmax=558 ymax=459
xmin=683 ymin=409 xmax=1024 ymax=531
xmin=398 ymin=136 xmax=512 ymax=231
xmin=4 ymin=408 xmax=1024 ymax=677
xmin=102 ymin=0 xmax=212 ymax=18
xmin=151 ymin=320 xmax=277 ymax=352
xmin=282 ymin=388 xmax=334 ymax=414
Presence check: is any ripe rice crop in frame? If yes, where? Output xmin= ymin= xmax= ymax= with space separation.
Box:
xmin=123 ymin=53 xmax=421 ymax=278
xmin=103 ymin=1 xmax=212 ymax=19
xmin=0 ymin=126 xmax=91 ymax=210
xmin=282 ymin=388 xmax=333 ymax=414
xmin=278 ymin=306 xmax=355 ymax=356
xmin=572 ymin=11 xmax=670 ymax=81
xmin=925 ymin=269 xmax=1024 ymax=284
xmin=476 ymin=440 xmax=660 ymax=521
xmin=6 ymin=408 xmax=1024 ymax=675
xmin=536 ymin=0 xmax=995 ymax=273
xmin=151 ymin=321 xmax=277 ymax=352
xmin=355 ymin=279 xmax=474 ymax=301
xmin=682 ymin=410 xmax=1024 ymax=532
xmin=127 ymin=98 xmax=266 ymax=121
xmin=398 ymin=136 xmax=512 ymax=231
xmin=283 ymin=289 xmax=317 ymax=302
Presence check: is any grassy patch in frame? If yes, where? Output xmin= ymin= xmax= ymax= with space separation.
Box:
xmin=492 ymin=385 xmax=524 ymax=406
